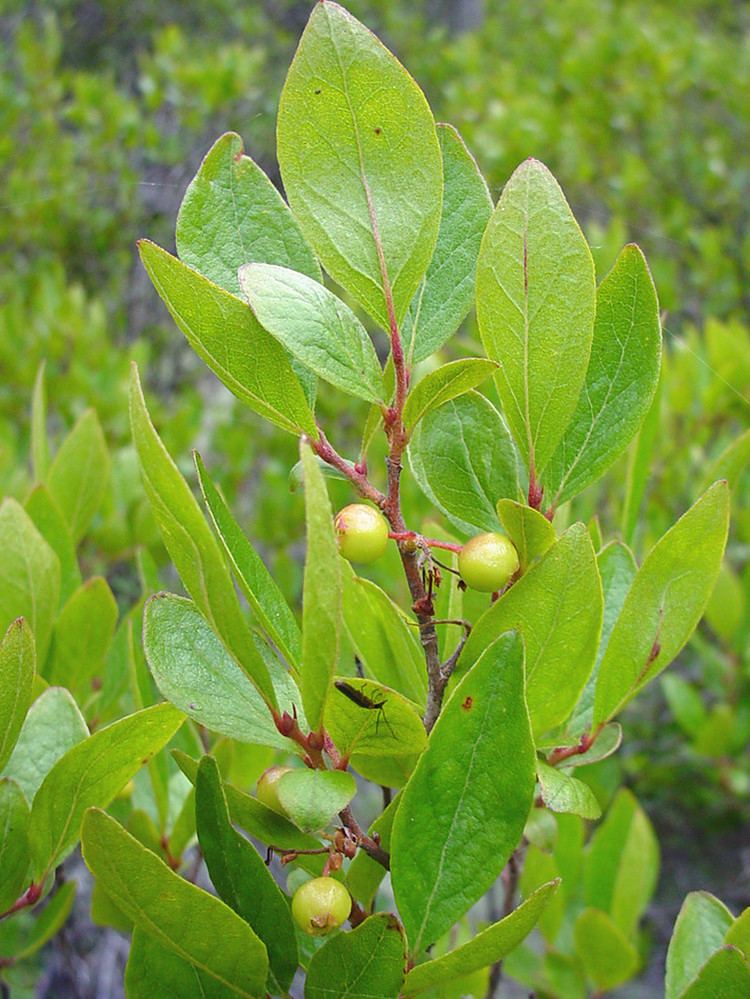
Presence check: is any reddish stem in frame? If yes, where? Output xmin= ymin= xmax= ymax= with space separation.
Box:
xmin=388 ymin=531 xmax=462 ymax=554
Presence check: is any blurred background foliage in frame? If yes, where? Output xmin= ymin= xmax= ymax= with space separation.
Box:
xmin=0 ymin=1 xmax=749 ymax=991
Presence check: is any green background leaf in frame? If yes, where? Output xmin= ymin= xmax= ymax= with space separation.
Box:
xmin=275 ymin=768 xmax=356 ymax=834
xmin=0 ymin=618 xmax=35 ymax=772
xmin=47 ymin=409 xmax=110 ymax=544
xmin=666 ymin=891 xmax=735 ymax=999
xmin=594 ymin=481 xmax=730 ymax=724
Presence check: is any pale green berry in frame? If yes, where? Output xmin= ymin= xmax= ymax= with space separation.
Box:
xmin=334 ymin=504 xmax=389 ymax=564
xmin=291 ymin=877 xmax=352 ymax=936
xmin=458 ymin=532 xmax=520 ymax=592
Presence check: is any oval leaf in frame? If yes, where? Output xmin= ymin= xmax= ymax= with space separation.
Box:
xmin=476 ymin=159 xmax=596 ymax=475
xmin=305 ymin=913 xmax=406 ymax=999
xmin=544 ymin=244 xmax=662 ymax=505
xmin=277 ymin=1 xmax=442 ymax=328
xmin=325 ymin=677 xmax=426 ymax=759
xmin=594 ymin=481 xmax=730 ymax=725
xmin=176 ymin=131 xmax=320 ymax=295
xmin=82 ymin=809 xmax=268 ymax=998
xmin=666 ymin=891 xmax=735 ymax=999
xmin=138 ymin=241 xmax=316 ymax=437
xmin=143 ymin=594 xmax=299 ymax=752
xmin=130 ymin=366 xmax=277 ymax=708
xmin=458 ymin=525 xmax=602 ymax=736
xmin=0 ymin=777 xmax=30 ymax=912
xmin=403 ymin=123 xmax=493 ymax=363
xmin=0 ymin=498 xmax=60 ymax=666
xmin=391 ymin=632 xmax=535 ymax=956
xmin=402 ymin=359 xmax=497 ymax=434
xmin=0 ymin=618 xmax=35 ymax=772
xmin=28 ymin=703 xmax=184 ymax=878
xmin=403 ymin=880 xmax=560 ymax=995
xmin=536 ymin=762 xmax=601 ymax=819
xmin=496 ymin=499 xmax=556 ymax=574
xmin=196 ymin=757 xmax=298 ymax=993
xmin=195 ymin=454 xmax=301 ymax=669
xmin=408 ymin=392 xmax=521 ymax=535
xmin=239 ymin=263 xmax=384 ymax=403
xmin=2 ymin=686 xmax=88 ymax=803
xmin=276 ymin=769 xmax=356 ymax=834
xmin=47 ymin=409 xmax=111 ymax=544
xmin=301 ymin=442 xmax=342 ymax=731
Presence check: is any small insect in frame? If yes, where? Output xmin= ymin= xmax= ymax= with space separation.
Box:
xmin=334 ymin=680 xmax=397 ymax=740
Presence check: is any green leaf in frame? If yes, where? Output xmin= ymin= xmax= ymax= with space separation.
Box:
xmin=175 ymin=131 xmax=320 ymax=296
xmin=342 ymin=570 xmax=426 ymax=706
xmin=28 ymin=703 xmax=184 ymax=878
xmin=130 ymin=366 xmax=277 ymax=708
xmin=408 ymin=392 xmax=521 ymax=536
xmin=0 ymin=498 xmax=60 ymax=666
xmin=0 ymin=618 xmax=35 ymax=771
xmin=300 ymin=442 xmax=342 ymax=731
xmin=174 ymin=751 xmax=324 ymax=860
xmin=325 ymin=677 xmax=426 ymax=759
xmin=391 ymin=632 xmax=535 ymax=956
xmin=403 ymin=880 xmax=560 ymax=995
xmin=458 ymin=525 xmax=602 ymax=736
xmin=11 ymin=881 xmax=76 ymax=961
xmin=402 ymin=359 xmax=497 ymax=434
xmin=196 ymin=757 xmax=298 ymax=993
xmin=47 ymin=577 xmax=117 ymax=698
xmin=277 ymin=1 xmax=442 ymax=329
xmin=594 ymin=481 xmax=730 ymax=725
xmin=143 ymin=594 xmax=299 ymax=752
xmin=31 ymin=362 xmax=49 ymax=482
xmin=573 ymin=908 xmax=639 ymax=991
xmin=705 ymin=563 xmax=744 ymax=645
xmin=305 ymin=913 xmax=406 ymax=999
xmin=702 ymin=427 xmax=750 ymax=493
xmin=138 ymin=241 xmax=316 ymax=437
xmin=47 ymin=409 xmax=111 ymax=544
xmin=25 ymin=485 xmax=81 ymax=603
xmin=239 ymin=263 xmax=384 ymax=404
xmin=569 ymin=541 xmax=637 ymax=735
xmin=82 ymin=809 xmax=268 ymax=998
xmin=666 ymin=891 xmax=735 ymax=999
xmin=195 ymin=454 xmax=301 ymax=669
xmin=679 ymin=947 xmax=750 ymax=999
xmin=544 ymin=723 xmax=622 ymax=769
xmin=476 ymin=158 xmax=596 ymax=475
xmin=536 ymin=762 xmax=601 ymax=819
xmin=126 ymin=928 xmax=239 ymax=999
xmin=2 ymin=687 xmax=88 ymax=802
xmin=622 ymin=371 xmax=661 ymax=545
xmin=584 ymin=789 xmax=659 ymax=940
xmin=275 ymin=769 xmax=356 ymax=834
xmin=496 ymin=499 xmax=556 ymax=574
xmin=403 ymin=124 xmax=493 ymax=363
xmin=544 ymin=244 xmax=661 ymax=505
xmin=0 ymin=778 xmax=30 ymax=912
xmin=725 ymin=906 xmax=750 ymax=960
xmin=663 ymin=675 xmax=706 ymax=737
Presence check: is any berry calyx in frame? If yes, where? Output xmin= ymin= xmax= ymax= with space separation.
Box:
xmin=334 ymin=503 xmax=389 ymax=564
xmin=256 ymin=765 xmax=293 ymax=814
xmin=291 ymin=876 xmax=352 ymax=936
xmin=458 ymin=532 xmax=520 ymax=592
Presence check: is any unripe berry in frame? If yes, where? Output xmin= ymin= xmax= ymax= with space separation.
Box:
xmin=291 ymin=876 xmax=352 ymax=936
xmin=256 ymin=765 xmax=293 ymax=814
xmin=334 ymin=504 xmax=389 ymax=564
xmin=458 ymin=532 xmax=519 ymax=592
